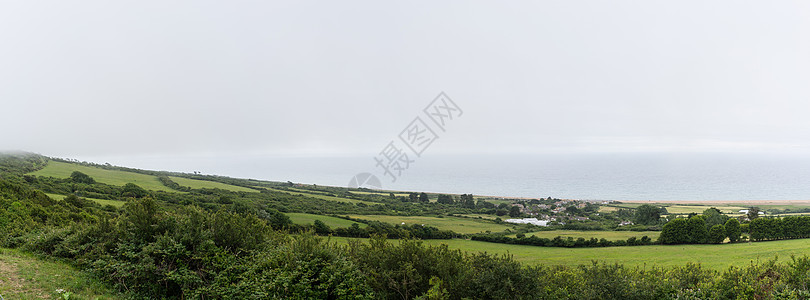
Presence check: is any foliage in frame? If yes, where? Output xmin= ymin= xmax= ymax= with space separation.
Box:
xmin=634 ymin=204 xmax=661 ymax=225
xmin=725 ymin=218 xmax=741 ymax=243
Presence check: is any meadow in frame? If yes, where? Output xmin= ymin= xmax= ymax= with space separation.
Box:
xmin=264 ymin=188 xmax=379 ymax=205
xmin=286 ymin=213 xmax=367 ymax=228
xmin=46 ymin=193 xmax=125 ymax=208
xmin=507 ymin=230 xmax=660 ymax=240
xmin=331 ymin=236 xmax=810 ymax=270
xmin=31 ymin=161 xmax=176 ymax=192
xmin=347 ymin=214 xmax=514 ymax=234
xmin=168 ymin=176 xmax=256 ymax=193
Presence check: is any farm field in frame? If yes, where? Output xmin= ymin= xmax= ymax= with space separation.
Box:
xmin=349 ymin=190 xmax=410 ymax=197
xmin=330 ymin=237 xmax=810 ymax=270
xmin=46 ymin=193 xmax=125 ymax=208
xmin=168 ymin=176 xmax=256 ymax=193
xmin=30 ymin=161 xmax=175 ymax=192
xmin=264 ymin=188 xmax=379 ymax=205
xmin=287 ymin=213 xmax=367 ymax=228
xmin=347 ymin=215 xmax=513 ymax=234
xmin=507 ymin=230 xmax=660 ymax=241
xmin=664 ymin=205 xmax=746 ymax=215
xmin=0 ymin=248 xmax=118 ymax=299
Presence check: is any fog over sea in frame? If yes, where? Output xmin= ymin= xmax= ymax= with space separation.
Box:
xmin=76 ymin=152 xmax=810 ymax=202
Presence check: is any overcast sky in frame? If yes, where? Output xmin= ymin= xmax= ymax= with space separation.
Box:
xmin=2 ymin=1 xmax=810 ymax=160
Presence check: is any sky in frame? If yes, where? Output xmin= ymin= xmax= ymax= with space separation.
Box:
xmin=2 ymin=1 xmax=810 ymax=161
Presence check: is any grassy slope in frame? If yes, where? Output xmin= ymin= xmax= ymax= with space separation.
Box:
xmin=332 ymin=237 xmax=810 ymax=270
xmin=0 ymin=248 xmax=118 ymax=299
xmin=507 ymin=230 xmax=661 ymax=240
xmin=286 ymin=213 xmax=367 ymax=228
xmin=348 ymin=215 xmax=514 ymax=234
xmin=265 ymin=188 xmax=378 ymax=205
xmin=46 ymin=193 xmax=125 ymax=208
xmin=168 ymin=176 xmax=256 ymax=193
xmin=30 ymin=161 xmax=175 ymax=192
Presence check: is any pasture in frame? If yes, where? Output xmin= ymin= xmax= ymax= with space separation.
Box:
xmin=46 ymin=193 xmax=125 ymax=208
xmin=508 ymin=230 xmax=660 ymax=241
xmin=168 ymin=176 xmax=256 ymax=193
xmin=331 ymin=237 xmax=810 ymax=270
xmin=347 ymin=215 xmax=514 ymax=234
xmin=31 ymin=161 xmax=175 ymax=192
xmin=287 ymin=213 xmax=366 ymax=228
xmin=265 ymin=188 xmax=379 ymax=205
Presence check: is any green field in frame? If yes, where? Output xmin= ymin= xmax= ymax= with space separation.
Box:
xmin=0 ymin=248 xmax=118 ymax=299
xmin=507 ymin=230 xmax=660 ymax=240
xmin=348 ymin=215 xmax=513 ymax=234
xmin=331 ymin=237 xmax=810 ymax=270
xmin=46 ymin=193 xmax=125 ymax=208
xmin=31 ymin=161 xmax=175 ymax=192
xmin=265 ymin=188 xmax=379 ymax=205
xmin=664 ymin=205 xmax=746 ymax=215
xmin=168 ymin=176 xmax=256 ymax=193
xmin=286 ymin=213 xmax=367 ymax=228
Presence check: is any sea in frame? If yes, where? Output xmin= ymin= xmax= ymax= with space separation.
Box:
xmin=73 ymin=152 xmax=810 ymax=202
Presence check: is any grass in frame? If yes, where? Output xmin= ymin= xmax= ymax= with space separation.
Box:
xmin=31 ymin=161 xmax=175 ymax=192
xmin=507 ymin=230 xmax=660 ymax=240
xmin=168 ymin=176 xmax=256 ymax=193
xmin=46 ymin=193 xmax=125 ymax=208
xmin=264 ymin=188 xmax=379 ymax=205
xmin=347 ymin=215 xmax=514 ymax=234
xmin=330 ymin=237 xmax=810 ymax=270
xmin=664 ymin=205 xmax=746 ymax=215
xmin=0 ymin=248 xmax=119 ymax=299
xmin=286 ymin=213 xmax=367 ymax=228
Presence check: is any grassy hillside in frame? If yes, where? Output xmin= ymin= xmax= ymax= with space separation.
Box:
xmin=348 ymin=215 xmax=513 ymax=234
xmin=507 ymin=230 xmax=660 ymax=240
xmin=332 ymin=237 xmax=810 ymax=270
xmin=0 ymin=248 xmax=118 ymax=299
xmin=31 ymin=160 xmax=176 ymax=192
xmin=265 ymin=188 xmax=379 ymax=205
xmin=287 ymin=213 xmax=367 ymax=228
xmin=168 ymin=176 xmax=256 ymax=193
xmin=46 ymin=193 xmax=125 ymax=208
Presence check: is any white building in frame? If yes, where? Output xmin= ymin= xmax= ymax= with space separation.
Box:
xmin=505 ymin=218 xmax=549 ymax=226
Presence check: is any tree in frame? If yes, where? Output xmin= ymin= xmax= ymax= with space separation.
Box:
xmin=747 ymin=207 xmax=761 ymax=220
xmin=122 ymin=183 xmax=148 ymax=198
xmin=708 ymin=224 xmax=726 ymax=244
xmin=314 ymin=219 xmax=332 ymax=234
xmin=703 ymin=207 xmax=730 ymax=229
xmin=686 ymin=215 xmax=708 ymax=244
xmin=461 ymin=194 xmax=476 ymax=209
xmin=634 ymin=204 xmax=661 ymax=225
xmin=659 ymin=218 xmax=689 ymax=244
xmin=419 ymin=192 xmax=429 ymax=203
xmin=437 ymin=194 xmax=453 ymax=204
xmin=70 ymin=171 xmax=95 ymax=184
xmin=725 ymin=218 xmax=741 ymax=243
xmin=509 ymin=206 xmax=521 ymax=218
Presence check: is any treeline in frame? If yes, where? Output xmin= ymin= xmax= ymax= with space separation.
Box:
xmin=471 ymin=234 xmax=656 ymax=248
xmin=749 ymin=215 xmax=810 ymax=241
xmin=659 ymin=210 xmax=743 ymax=245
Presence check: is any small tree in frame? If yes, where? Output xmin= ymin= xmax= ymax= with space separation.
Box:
xmin=686 ymin=215 xmax=708 ymax=244
xmin=708 ymin=224 xmax=726 ymax=244
xmin=747 ymin=207 xmax=761 ymax=220
xmin=634 ymin=204 xmax=661 ymax=225
xmin=509 ymin=206 xmax=521 ymax=218
xmin=313 ymin=219 xmax=332 ymax=234
xmin=419 ymin=192 xmax=429 ymax=203
xmin=70 ymin=171 xmax=95 ymax=184
xmin=725 ymin=218 xmax=741 ymax=243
